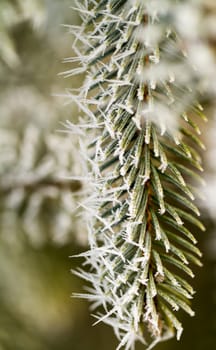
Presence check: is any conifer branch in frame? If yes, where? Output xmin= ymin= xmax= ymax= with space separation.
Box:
xmin=71 ymin=1 xmax=206 ymax=349
xmin=0 ymin=124 xmax=84 ymax=246
xmin=0 ymin=0 xmax=46 ymax=68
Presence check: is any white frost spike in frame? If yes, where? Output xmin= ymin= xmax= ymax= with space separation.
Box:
xmin=138 ymin=84 xmax=145 ymax=101
xmin=153 ymin=251 xmax=164 ymax=278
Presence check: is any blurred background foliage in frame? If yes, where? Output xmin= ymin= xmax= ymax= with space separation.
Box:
xmin=0 ymin=0 xmax=215 ymax=350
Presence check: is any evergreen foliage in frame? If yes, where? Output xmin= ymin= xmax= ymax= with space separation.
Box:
xmin=0 ymin=0 xmax=85 ymax=246
xmin=0 ymin=116 xmax=82 ymax=245
xmin=0 ymin=0 xmax=45 ymax=68
xmin=71 ymin=1 xmax=207 ymax=349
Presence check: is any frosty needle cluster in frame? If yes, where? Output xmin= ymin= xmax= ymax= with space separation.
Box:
xmin=70 ymin=1 xmax=206 ymax=349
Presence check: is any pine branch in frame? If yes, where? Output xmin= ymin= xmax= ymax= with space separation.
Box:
xmin=0 ymin=1 xmax=86 ymax=247
xmin=0 ymin=0 xmax=46 ymax=68
xmin=0 ymin=177 xmax=81 ymax=194
xmin=71 ymin=1 xmax=206 ymax=349
xmin=0 ymin=110 xmax=85 ymax=246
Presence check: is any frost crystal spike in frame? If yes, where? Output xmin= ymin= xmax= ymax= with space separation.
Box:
xmin=71 ymin=1 xmax=205 ymax=349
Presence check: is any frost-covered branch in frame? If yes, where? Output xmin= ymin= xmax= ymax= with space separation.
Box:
xmin=70 ymin=1 xmax=207 ymax=349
